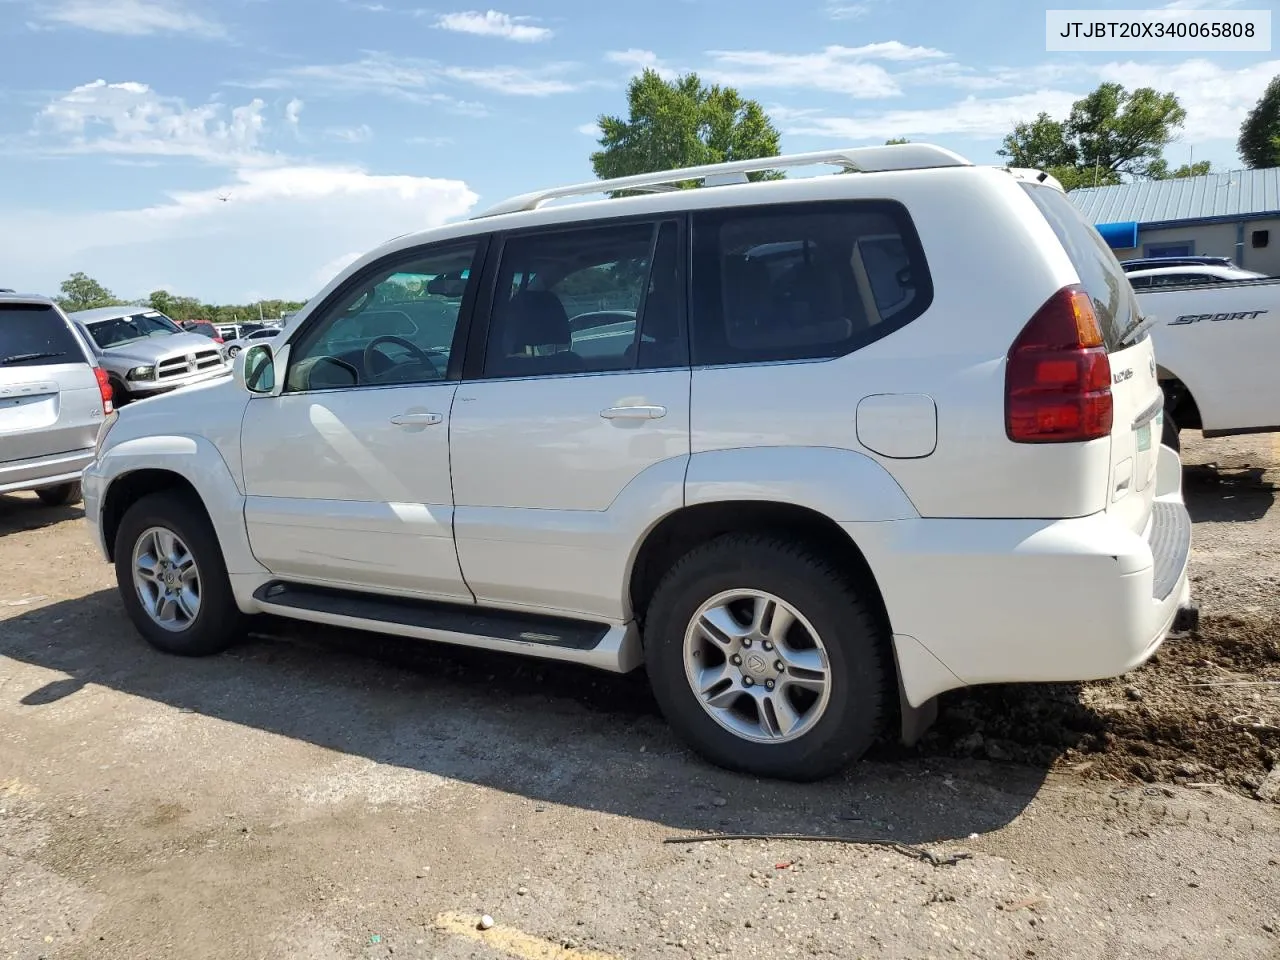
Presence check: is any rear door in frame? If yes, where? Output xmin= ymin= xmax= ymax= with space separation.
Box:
xmin=0 ymin=303 xmax=102 ymax=465
xmin=1021 ymin=185 xmax=1164 ymax=535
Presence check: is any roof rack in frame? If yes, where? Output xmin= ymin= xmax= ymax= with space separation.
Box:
xmin=473 ymin=144 xmax=971 ymax=219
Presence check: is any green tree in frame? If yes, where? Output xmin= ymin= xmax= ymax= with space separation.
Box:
xmin=591 ymin=69 xmax=781 ymax=193
xmin=56 ymin=272 xmax=123 ymax=312
xmin=998 ymin=83 xmax=1188 ymax=185
xmin=148 ymin=289 xmax=173 ymax=315
xmin=1238 ymin=75 xmax=1280 ymax=169
xmin=1149 ymin=159 xmax=1212 ymax=180
xmin=884 ymin=137 xmax=911 ymax=145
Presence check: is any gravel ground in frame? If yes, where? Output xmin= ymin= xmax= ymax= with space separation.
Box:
xmin=1 ymin=432 xmax=1278 ymax=960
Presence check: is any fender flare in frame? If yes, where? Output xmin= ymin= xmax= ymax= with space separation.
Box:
xmin=97 ymin=433 xmax=266 ymax=576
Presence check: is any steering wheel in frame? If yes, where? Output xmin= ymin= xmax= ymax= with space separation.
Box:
xmin=362 ymin=335 xmax=438 ymax=382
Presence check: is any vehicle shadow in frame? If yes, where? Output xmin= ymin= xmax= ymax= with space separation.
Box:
xmin=0 ymin=492 xmax=84 ymax=537
xmin=2 ymin=588 xmax=1052 ymax=846
xmin=1182 ymin=463 xmax=1275 ymax=523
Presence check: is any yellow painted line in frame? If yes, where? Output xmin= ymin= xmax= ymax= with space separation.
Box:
xmin=432 ymin=912 xmax=624 ymax=960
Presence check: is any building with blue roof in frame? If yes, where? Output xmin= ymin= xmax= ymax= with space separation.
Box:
xmin=1069 ymin=167 xmax=1280 ymax=276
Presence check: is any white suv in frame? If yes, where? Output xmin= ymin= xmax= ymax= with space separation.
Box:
xmin=83 ymin=146 xmax=1194 ymax=780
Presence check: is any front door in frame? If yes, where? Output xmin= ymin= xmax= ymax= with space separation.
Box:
xmin=240 ymin=239 xmax=485 ymax=603
xmin=449 ymin=218 xmax=691 ymax=620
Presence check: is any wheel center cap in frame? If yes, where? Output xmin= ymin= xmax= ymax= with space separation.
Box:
xmin=165 ymin=571 xmax=177 ymax=585
xmin=744 ymin=653 xmax=768 ymax=677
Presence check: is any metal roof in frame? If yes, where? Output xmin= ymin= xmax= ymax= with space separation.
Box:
xmin=1070 ymin=167 xmax=1280 ymax=226
xmin=68 ymin=305 xmax=162 ymax=323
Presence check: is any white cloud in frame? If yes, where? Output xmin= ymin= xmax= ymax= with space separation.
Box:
xmin=577 ymin=121 xmax=600 ymax=137
xmin=434 ymin=9 xmax=552 ymax=42
xmin=439 ymin=64 xmax=582 ymax=96
xmin=37 ymin=0 xmax=224 ymax=37
xmin=824 ymin=0 xmax=882 ymax=18
xmin=236 ymin=52 xmax=577 ymax=104
xmin=606 ymin=49 xmax=679 ymax=79
xmin=37 ymin=80 xmax=272 ymax=166
xmin=325 ymin=123 xmax=373 ymax=143
xmin=780 ymin=91 xmax=1081 ymax=140
xmin=702 ymin=43 xmax=947 ymax=98
xmin=1 ymin=165 xmax=479 ymax=302
xmin=1161 ymin=0 xmax=1245 ymax=8
xmin=284 ymin=98 xmax=304 ymax=131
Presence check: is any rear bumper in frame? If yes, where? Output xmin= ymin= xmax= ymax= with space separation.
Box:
xmin=0 ymin=448 xmax=93 ymax=495
xmin=850 ymin=444 xmax=1193 ymax=707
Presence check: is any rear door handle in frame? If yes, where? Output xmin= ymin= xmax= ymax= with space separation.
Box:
xmin=390 ymin=412 xmax=444 ymax=426
xmin=600 ymin=404 xmax=667 ymax=420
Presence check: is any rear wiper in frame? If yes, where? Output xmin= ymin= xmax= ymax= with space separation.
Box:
xmin=1116 ymin=313 xmax=1158 ymax=348
xmin=0 ymin=351 xmax=66 ymax=365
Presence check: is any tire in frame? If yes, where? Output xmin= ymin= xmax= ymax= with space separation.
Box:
xmin=109 ymin=378 xmax=132 ymax=407
xmin=643 ymin=533 xmax=890 ymax=781
xmin=1162 ymin=410 xmax=1180 ymax=453
xmin=35 ymin=481 xmax=82 ymax=506
xmin=113 ymin=490 xmax=244 ymax=656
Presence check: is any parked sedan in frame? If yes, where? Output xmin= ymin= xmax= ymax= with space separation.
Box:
xmin=222 ymin=326 xmax=282 ymax=359
xmin=70 ymin=306 xmax=231 ymax=405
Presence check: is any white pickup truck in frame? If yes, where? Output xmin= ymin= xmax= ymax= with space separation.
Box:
xmin=1136 ymin=276 xmax=1280 ymax=449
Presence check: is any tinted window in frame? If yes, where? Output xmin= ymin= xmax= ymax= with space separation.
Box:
xmin=0 ymin=305 xmax=86 ymax=366
xmin=1020 ymin=184 xmax=1137 ymax=351
xmin=482 ymin=219 xmax=685 ymax=378
xmin=285 ymin=242 xmax=479 ymax=392
xmin=689 ymin=201 xmax=932 ymax=366
xmin=84 ymin=312 xmax=181 ymax=349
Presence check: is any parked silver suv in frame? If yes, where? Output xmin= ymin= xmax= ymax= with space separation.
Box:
xmin=70 ymin=306 xmax=230 ymax=405
xmin=1 ymin=293 xmax=113 ymax=505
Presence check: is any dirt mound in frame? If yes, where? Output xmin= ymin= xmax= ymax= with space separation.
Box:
xmin=915 ymin=613 xmax=1280 ymax=799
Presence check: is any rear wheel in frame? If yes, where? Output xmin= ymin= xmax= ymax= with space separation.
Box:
xmin=35 ymin=481 xmax=82 ymax=506
xmin=113 ymin=490 xmax=244 ymax=656
xmin=1162 ymin=410 xmax=1181 ymax=452
xmin=643 ymin=534 xmax=889 ymax=781
xmin=109 ymin=378 xmax=132 ymax=407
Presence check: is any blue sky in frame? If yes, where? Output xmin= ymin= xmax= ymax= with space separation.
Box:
xmin=0 ymin=0 xmax=1275 ymax=302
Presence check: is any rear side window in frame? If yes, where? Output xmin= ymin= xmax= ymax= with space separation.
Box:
xmin=0 ymin=304 xmax=86 ymax=367
xmin=1020 ymin=184 xmax=1138 ymax=351
xmin=690 ymin=200 xmax=933 ymax=366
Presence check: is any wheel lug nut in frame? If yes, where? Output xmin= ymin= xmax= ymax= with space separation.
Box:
xmin=743 ymin=677 xmax=754 ymax=687
xmin=731 ymin=655 xmax=742 ymax=666
xmin=742 ymin=638 xmax=752 ymax=648
xmin=762 ymin=641 xmax=773 ymax=651
xmin=765 ymin=679 xmax=775 ymax=690
xmin=775 ymin=660 xmax=784 ymax=673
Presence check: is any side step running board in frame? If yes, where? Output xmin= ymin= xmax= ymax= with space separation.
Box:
xmin=251 ymin=581 xmax=642 ymax=673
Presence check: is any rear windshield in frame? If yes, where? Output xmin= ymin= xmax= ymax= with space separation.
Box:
xmin=0 ymin=304 xmax=87 ymax=367
xmin=1020 ymin=183 xmax=1139 ymax=351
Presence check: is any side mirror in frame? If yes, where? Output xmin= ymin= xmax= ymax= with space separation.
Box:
xmin=235 ymin=342 xmax=289 ymax=397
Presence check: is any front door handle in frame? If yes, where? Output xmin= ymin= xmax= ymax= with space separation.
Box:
xmin=600 ymin=404 xmax=667 ymax=420
xmin=390 ymin=412 xmax=444 ymax=426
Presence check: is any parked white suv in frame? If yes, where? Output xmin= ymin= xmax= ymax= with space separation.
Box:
xmin=83 ymin=146 xmax=1194 ymax=780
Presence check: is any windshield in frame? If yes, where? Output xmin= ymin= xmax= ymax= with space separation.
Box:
xmin=85 ymin=312 xmax=181 ymax=348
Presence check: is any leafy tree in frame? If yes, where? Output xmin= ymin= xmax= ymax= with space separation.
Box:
xmin=998 ymin=83 xmax=1187 ymax=185
xmin=591 ymin=69 xmax=781 ymax=193
xmin=1238 ymin=75 xmax=1280 ymax=169
xmin=884 ymin=137 xmax=911 ymax=145
xmin=1149 ymin=159 xmax=1212 ymax=180
xmin=148 ymin=289 xmax=173 ymax=315
xmin=56 ymin=272 xmax=124 ymax=312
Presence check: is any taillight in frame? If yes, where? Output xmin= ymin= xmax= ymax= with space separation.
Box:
xmin=93 ymin=366 xmax=114 ymax=414
xmin=1005 ymin=285 xmax=1112 ymax=443
xmin=214 ymin=336 xmax=224 ymax=343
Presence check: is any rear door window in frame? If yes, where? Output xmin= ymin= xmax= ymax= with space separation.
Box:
xmin=0 ymin=304 xmax=87 ymax=367
xmin=689 ymin=200 xmax=933 ymax=366
xmin=1020 ymin=184 xmax=1138 ymax=351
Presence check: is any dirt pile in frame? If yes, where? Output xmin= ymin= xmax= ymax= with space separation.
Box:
xmin=918 ymin=613 xmax=1280 ymax=799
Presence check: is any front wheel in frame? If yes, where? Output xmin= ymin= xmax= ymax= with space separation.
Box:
xmin=226 ymin=346 xmax=240 ymax=358
xmin=643 ymin=534 xmax=890 ymax=781
xmin=113 ymin=490 xmax=244 ymax=656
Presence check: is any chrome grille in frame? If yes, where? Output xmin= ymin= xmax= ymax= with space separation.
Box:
xmin=155 ymin=349 xmax=224 ymax=380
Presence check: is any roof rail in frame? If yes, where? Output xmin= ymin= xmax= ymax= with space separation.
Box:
xmin=473 ymin=144 xmax=971 ymax=219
